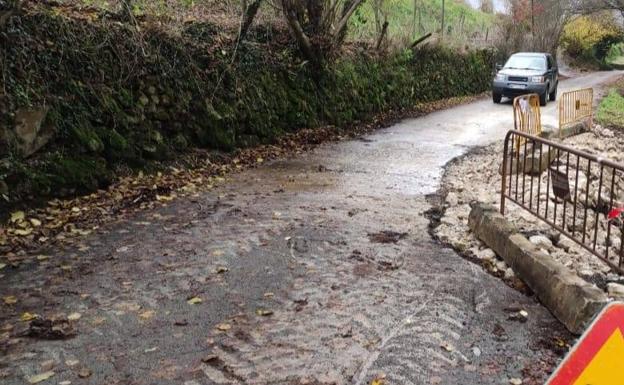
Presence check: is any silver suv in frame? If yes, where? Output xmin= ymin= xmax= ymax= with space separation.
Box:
xmin=492 ymin=52 xmax=559 ymax=106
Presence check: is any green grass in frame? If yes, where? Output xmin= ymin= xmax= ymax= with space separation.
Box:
xmin=597 ymin=88 xmax=624 ymax=129
xmin=606 ymin=43 xmax=624 ymax=68
xmin=350 ymin=0 xmax=495 ymax=45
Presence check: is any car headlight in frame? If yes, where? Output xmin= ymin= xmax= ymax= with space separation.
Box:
xmin=530 ymin=76 xmax=545 ymax=83
xmin=495 ymin=73 xmax=506 ymax=81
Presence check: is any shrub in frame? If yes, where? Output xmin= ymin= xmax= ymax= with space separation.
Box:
xmin=561 ymin=14 xmax=623 ymax=65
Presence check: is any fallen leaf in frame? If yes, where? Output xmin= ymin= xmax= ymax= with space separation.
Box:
xmin=370 ymin=377 xmax=386 ymax=385
xmin=156 ymin=194 xmax=174 ymax=202
xmin=201 ymin=354 xmax=219 ymax=363
xmin=187 ymin=297 xmax=202 ymax=305
xmin=3 ymin=295 xmax=17 ymax=305
xmin=263 ymin=292 xmax=274 ymax=298
xmin=14 ymin=228 xmax=33 ymax=236
xmin=21 ymin=312 xmax=38 ymax=322
xmin=216 ymin=323 xmax=231 ymax=331
xmin=256 ymin=309 xmax=273 ymax=316
xmin=37 ymin=255 xmax=49 ymax=261
xmin=27 ymin=371 xmax=55 ymax=384
xmin=215 ymin=266 xmax=228 ymax=274
xmin=78 ymin=368 xmax=92 ymax=378
xmin=509 ymin=379 xmax=523 ymax=385
xmin=0 ymin=263 xmax=6 ymax=270
xmin=67 ymin=313 xmax=82 ymax=321
xmin=10 ymin=211 xmax=25 ymax=223
xmin=65 ymin=359 xmax=79 ymax=367
xmin=30 ymin=218 xmax=42 ymax=227
xmin=139 ymin=310 xmax=155 ymax=320
xmin=441 ymin=343 xmax=454 ymax=352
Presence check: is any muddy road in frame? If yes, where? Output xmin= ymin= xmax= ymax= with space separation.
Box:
xmin=1 ymin=71 xmax=622 ymax=385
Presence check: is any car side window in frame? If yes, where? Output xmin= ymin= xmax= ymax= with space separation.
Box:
xmin=547 ymin=56 xmax=553 ymax=70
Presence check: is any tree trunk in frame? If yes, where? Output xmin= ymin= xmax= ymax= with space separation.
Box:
xmin=376 ymin=21 xmax=389 ymax=51
xmin=441 ymin=0 xmax=445 ymax=41
xmin=239 ymin=0 xmax=263 ymax=42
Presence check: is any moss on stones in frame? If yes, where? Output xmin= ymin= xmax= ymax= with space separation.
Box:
xmin=0 ymin=10 xmax=494 ymax=203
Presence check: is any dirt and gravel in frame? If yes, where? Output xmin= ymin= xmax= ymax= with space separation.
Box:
xmin=434 ymin=123 xmax=624 ymax=299
xmin=2 ymin=71 xmax=622 ymax=385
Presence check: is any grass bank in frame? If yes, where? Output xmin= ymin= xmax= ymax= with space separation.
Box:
xmin=597 ymin=78 xmax=624 ymax=129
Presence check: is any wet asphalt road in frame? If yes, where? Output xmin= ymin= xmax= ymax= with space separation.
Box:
xmin=1 ymin=71 xmax=622 ymax=385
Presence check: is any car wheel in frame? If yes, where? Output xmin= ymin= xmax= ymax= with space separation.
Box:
xmin=549 ymin=84 xmax=558 ymax=102
xmin=493 ymin=92 xmax=502 ymax=104
xmin=539 ymin=90 xmax=547 ymax=106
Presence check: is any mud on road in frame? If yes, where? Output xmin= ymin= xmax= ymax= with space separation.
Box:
xmin=4 ymin=71 xmax=622 ymax=385
xmin=1 ymin=136 xmax=567 ymax=385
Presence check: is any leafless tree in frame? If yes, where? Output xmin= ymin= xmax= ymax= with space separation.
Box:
xmin=495 ymin=0 xmax=573 ymax=55
xmin=480 ymin=0 xmax=494 ymax=13
xmin=573 ymin=0 xmax=624 ymax=16
xmin=277 ymin=0 xmax=366 ymax=69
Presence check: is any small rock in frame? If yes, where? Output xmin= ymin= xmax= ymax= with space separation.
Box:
xmin=472 ymin=346 xmax=481 ymax=357
xmin=607 ymin=283 xmax=624 ymax=300
xmin=601 ymin=128 xmax=615 ymax=138
xmin=504 ymin=268 xmax=515 ymax=279
xmin=476 ymin=248 xmax=496 ymax=261
xmin=509 ymin=379 xmax=523 ymax=385
xmin=496 ymin=261 xmax=508 ymax=271
xmin=556 ymin=237 xmax=576 ymax=252
xmin=446 ymin=192 xmax=459 ymax=206
xmin=579 ymin=269 xmax=595 ymax=277
xmin=530 ymin=235 xmax=553 ymax=250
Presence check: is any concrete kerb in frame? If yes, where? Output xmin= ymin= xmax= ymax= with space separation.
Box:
xmin=468 ymin=203 xmax=608 ymax=335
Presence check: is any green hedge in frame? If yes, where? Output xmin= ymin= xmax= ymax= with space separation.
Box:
xmin=0 ymin=9 xmax=493 ymax=201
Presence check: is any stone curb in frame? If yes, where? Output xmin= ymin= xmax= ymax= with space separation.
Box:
xmin=468 ymin=203 xmax=608 ymax=335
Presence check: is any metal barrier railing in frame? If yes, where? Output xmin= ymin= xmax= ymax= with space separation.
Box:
xmin=513 ymin=94 xmax=542 ymax=151
xmin=559 ymin=88 xmax=593 ymax=137
xmin=501 ymin=130 xmax=624 ymax=274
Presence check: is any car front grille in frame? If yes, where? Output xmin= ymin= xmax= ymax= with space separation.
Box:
xmin=508 ymin=76 xmax=528 ymax=82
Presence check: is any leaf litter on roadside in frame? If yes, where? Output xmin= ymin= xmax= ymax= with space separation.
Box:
xmin=1 ymin=94 xmax=481 ymax=262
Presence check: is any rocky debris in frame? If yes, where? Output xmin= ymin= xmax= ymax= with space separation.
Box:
xmin=435 ymin=124 xmax=624 ymax=294
xmin=529 ymin=235 xmax=553 ymax=251
xmin=476 ymin=248 xmax=497 ymax=261
xmin=606 ymin=282 xmax=624 ymax=300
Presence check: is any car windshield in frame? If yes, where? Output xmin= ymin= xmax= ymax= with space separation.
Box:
xmin=504 ymin=55 xmax=546 ymax=71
